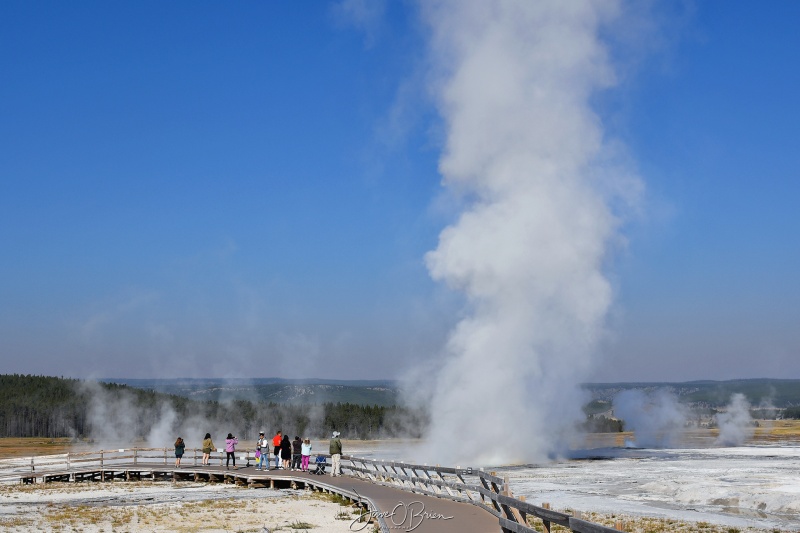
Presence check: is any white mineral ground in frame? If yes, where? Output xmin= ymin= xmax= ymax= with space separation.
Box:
xmin=0 ymin=482 xmax=360 ymax=532
xmin=347 ymin=437 xmax=800 ymax=532
xmin=499 ymin=445 xmax=800 ymax=532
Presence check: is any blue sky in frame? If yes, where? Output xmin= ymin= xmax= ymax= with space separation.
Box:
xmin=1 ymin=1 xmax=798 ymax=381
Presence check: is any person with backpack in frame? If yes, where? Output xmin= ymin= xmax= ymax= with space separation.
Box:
xmin=174 ymin=437 xmax=185 ymax=468
xmin=255 ymin=431 xmax=268 ymax=471
xmin=329 ymin=431 xmax=342 ymax=477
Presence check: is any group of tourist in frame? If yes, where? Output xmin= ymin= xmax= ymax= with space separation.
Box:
xmin=254 ymin=430 xmax=313 ymax=471
xmin=170 ymin=430 xmax=343 ymax=476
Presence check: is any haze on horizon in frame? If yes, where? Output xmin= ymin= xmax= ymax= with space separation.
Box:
xmin=1 ymin=1 xmax=799 ymax=383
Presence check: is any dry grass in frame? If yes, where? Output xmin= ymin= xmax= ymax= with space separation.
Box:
xmin=583 ymin=420 xmax=800 ymax=449
xmin=0 ymin=437 xmax=77 ymax=458
xmin=0 ymin=516 xmax=33 ymax=529
xmin=753 ymin=420 xmax=800 ymax=441
xmin=0 ymin=481 xmax=126 ymax=498
xmin=35 ymin=498 xmax=253 ymax=532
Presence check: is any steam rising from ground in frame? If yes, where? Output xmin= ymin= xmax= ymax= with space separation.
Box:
xmin=714 ymin=393 xmax=754 ymax=446
xmin=421 ymin=1 xmax=641 ymax=463
xmin=614 ymin=390 xmax=689 ymax=448
xmin=613 ymin=391 xmax=756 ymax=448
xmin=79 ymin=381 xmax=332 ymax=449
xmin=82 ymin=381 xmax=222 ymax=449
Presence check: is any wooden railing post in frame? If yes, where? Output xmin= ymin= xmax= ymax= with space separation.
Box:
xmin=542 ymin=502 xmax=551 ymax=533
xmin=134 ymin=448 xmax=138 ymax=466
xmin=164 ymin=448 xmax=167 ymax=465
xmin=501 ymin=476 xmax=526 ymax=524
xmin=193 ymin=448 xmax=197 ymax=466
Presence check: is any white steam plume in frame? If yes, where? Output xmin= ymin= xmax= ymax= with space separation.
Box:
xmin=80 ymin=381 xmax=228 ymax=449
xmin=421 ymin=1 xmax=641 ymax=464
xmin=613 ymin=390 xmax=689 ymax=448
xmin=83 ymin=381 xmax=138 ymax=447
xmin=715 ymin=393 xmax=754 ymax=446
xmin=146 ymin=403 xmax=179 ymax=447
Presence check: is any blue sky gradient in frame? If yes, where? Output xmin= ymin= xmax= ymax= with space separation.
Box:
xmin=1 ymin=1 xmax=798 ymax=380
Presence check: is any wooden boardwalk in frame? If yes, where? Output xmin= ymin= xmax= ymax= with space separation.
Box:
xmin=12 ymin=462 xmax=499 ymax=533
xmin=248 ymin=466 xmax=498 ymax=533
xmin=2 ymin=450 xmax=624 ymax=533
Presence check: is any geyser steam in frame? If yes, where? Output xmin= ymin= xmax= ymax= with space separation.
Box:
xmin=715 ymin=393 xmax=754 ymax=446
xmin=422 ymin=1 xmax=641 ymax=464
xmin=613 ymin=390 xmax=689 ymax=448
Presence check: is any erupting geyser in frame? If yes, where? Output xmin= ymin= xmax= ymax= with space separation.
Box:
xmin=421 ymin=0 xmax=642 ymax=464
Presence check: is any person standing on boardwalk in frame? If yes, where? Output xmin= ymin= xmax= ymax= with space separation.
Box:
xmin=256 ymin=431 xmax=268 ymax=471
xmin=329 ymin=431 xmax=342 ymax=477
xmin=291 ymin=436 xmax=302 ymax=471
xmin=174 ymin=437 xmax=185 ymax=468
xmin=201 ymin=433 xmax=214 ymax=466
xmin=280 ymin=434 xmax=292 ymax=470
xmin=301 ymin=438 xmax=312 ymax=472
xmin=272 ymin=430 xmax=282 ymax=469
xmin=225 ymin=433 xmax=238 ymax=469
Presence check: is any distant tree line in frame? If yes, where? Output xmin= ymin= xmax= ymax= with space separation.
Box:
xmin=0 ymin=374 xmax=89 ymax=437
xmin=0 ymin=374 xmax=428 ymax=441
xmin=784 ymin=406 xmax=800 ymax=419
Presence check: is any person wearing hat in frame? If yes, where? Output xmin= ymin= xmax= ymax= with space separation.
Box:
xmin=256 ymin=431 xmax=268 ymax=471
xmin=329 ymin=431 xmax=342 ymax=477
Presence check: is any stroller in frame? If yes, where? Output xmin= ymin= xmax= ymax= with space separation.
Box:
xmin=311 ymin=455 xmax=327 ymax=475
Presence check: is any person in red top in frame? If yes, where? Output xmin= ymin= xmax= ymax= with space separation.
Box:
xmin=272 ymin=431 xmax=282 ymax=469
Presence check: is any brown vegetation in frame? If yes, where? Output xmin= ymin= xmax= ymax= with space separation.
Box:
xmin=0 ymin=437 xmax=76 ymax=458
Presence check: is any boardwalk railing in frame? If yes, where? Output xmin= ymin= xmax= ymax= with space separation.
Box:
xmin=1 ymin=449 xmax=624 ymax=533
xmin=338 ymin=455 xmax=623 ymax=533
xmin=0 ymin=447 xmax=258 ymax=480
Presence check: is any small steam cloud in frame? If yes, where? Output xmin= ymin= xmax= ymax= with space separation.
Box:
xmin=715 ymin=393 xmax=754 ymax=446
xmin=145 ymin=403 xmax=179 ymax=447
xmin=420 ymin=1 xmax=642 ymax=464
xmin=83 ymin=382 xmax=140 ymax=446
xmin=80 ymin=380 xmax=240 ymax=449
xmin=613 ymin=389 xmax=689 ymax=448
